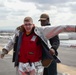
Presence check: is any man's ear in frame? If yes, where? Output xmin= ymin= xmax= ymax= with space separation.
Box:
xmin=33 ymin=24 xmax=35 ymax=27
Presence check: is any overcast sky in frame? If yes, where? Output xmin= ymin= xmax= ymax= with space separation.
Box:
xmin=0 ymin=0 xmax=76 ymax=30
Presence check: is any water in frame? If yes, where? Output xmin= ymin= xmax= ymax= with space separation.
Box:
xmin=60 ymin=40 xmax=76 ymax=48
xmin=0 ymin=35 xmax=76 ymax=48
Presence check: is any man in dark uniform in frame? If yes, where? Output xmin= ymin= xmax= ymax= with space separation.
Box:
xmin=39 ymin=13 xmax=60 ymax=75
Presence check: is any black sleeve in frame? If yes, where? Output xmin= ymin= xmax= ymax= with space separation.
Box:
xmin=49 ymin=35 xmax=60 ymax=55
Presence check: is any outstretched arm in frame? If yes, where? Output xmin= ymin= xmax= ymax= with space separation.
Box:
xmin=0 ymin=34 xmax=16 ymax=58
xmin=42 ymin=25 xmax=76 ymax=39
xmin=0 ymin=29 xmax=19 ymax=59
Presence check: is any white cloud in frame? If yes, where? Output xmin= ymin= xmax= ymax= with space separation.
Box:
xmin=0 ymin=0 xmax=76 ymax=30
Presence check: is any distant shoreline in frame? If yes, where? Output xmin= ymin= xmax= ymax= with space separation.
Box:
xmin=0 ymin=37 xmax=76 ymax=48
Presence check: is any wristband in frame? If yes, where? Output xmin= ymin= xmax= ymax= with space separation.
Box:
xmin=2 ymin=49 xmax=8 ymax=54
